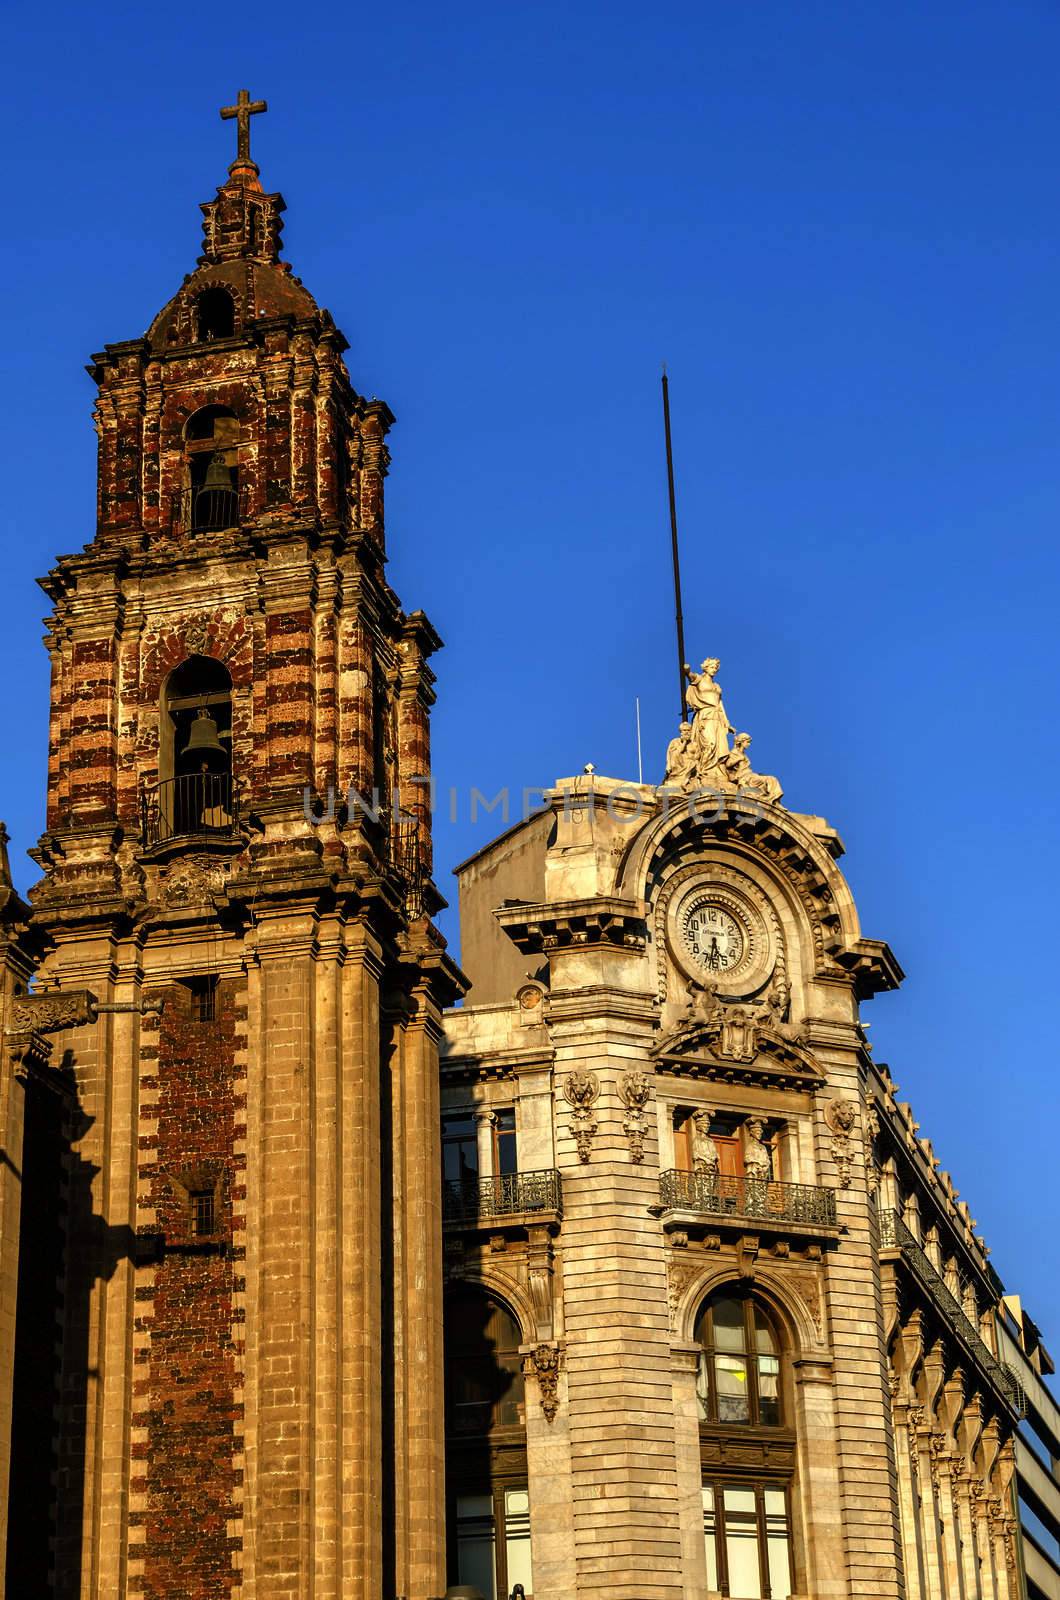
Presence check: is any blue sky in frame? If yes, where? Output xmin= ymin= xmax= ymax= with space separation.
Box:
xmin=3 ymin=2 xmax=1059 ymax=1334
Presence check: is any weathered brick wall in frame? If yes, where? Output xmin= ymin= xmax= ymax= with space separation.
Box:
xmin=134 ymin=979 xmax=245 ymax=1599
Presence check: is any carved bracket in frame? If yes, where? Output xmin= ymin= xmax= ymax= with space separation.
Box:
xmin=528 ymin=1342 xmax=562 ymax=1423
xmin=563 ymin=1069 xmax=600 ymax=1163
xmin=9 ymin=989 xmax=97 ymax=1035
xmin=619 ymin=1069 xmax=652 ymax=1163
xmin=825 ymin=1097 xmax=858 ymax=1188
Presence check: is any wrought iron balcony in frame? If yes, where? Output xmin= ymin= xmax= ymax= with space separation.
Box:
xmin=442 ymin=1169 xmax=562 ymax=1229
xmin=171 ymin=485 xmax=242 ymax=535
xmin=659 ymin=1168 xmax=838 ymax=1228
xmin=141 ymin=773 xmax=240 ymax=848
xmin=879 ymin=1209 xmax=1024 ymax=1416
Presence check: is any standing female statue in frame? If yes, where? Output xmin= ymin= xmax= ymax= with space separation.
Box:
xmin=684 ymin=658 xmax=733 ymax=775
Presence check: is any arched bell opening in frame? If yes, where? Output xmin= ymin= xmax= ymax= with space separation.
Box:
xmin=182 ymin=405 xmax=240 ymax=533
xmin=146 ymin=656 xmax=236 ymax=845
xmin=195 ymin=286 xmax=235 ymax=342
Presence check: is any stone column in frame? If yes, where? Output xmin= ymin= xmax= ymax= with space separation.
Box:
xmin=792 ymin=1357 xmax=846 ymax=1600
xmin=671 ymin=1340 xmax=708 ymax=1600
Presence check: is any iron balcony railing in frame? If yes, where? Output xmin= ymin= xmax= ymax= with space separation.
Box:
xmin=171 ymin=485 xmax=241 ymax=535
xmin=442 ymin=1169 xmax=562 ymax=1228
xmin=659 ymin=1168 xmax=838 ymax=1228
xmin=879 ymin=1209 xmax=1024 ymax=1415
xmin=141 ymin=773 xmax=240 ymax=847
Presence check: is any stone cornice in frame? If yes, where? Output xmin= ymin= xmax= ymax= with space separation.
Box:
xmin=496 ymin=896 xmax=648 ymax=955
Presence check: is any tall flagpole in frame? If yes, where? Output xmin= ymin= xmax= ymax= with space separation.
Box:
xmin=661 ymin=366 xmax=687 ymax=723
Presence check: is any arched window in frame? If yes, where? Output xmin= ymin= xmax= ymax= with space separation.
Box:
xmin=180 ymin=406 xmax=240 ymax=533
xmin=695 ymin=1288 xmax=795 ymax=1600
xmin=195 ymin=286 xmax=235 ymax=341
xmin=695 ymin=1291 xmax=782 ymax=1427
xmin=444 ymin=1287 xmax=533 ymax=1600
xmin=147 ymin=656 xmax=235 ymax=844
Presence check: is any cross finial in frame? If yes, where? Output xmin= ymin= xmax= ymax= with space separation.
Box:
xmin=220 ymin=88 xmax=267 ymax=167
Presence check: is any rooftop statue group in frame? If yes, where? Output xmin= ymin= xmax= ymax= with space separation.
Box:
xmin=663 ymin=657 xmax=783 ymax=804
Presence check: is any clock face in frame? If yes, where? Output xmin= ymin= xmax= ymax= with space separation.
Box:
xmin=682 ymin=898 xmax=746 ymax=975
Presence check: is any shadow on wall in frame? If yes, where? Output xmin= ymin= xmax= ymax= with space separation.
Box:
xmin=5 ymin=1053 xmax=138 ymax=1597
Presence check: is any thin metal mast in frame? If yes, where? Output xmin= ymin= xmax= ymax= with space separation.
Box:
xmin=661 ymin=367 xmax=687 ymax=722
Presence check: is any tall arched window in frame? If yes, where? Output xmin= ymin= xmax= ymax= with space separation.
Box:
xmin=444 ymin=1287 xmax=534 ymax=1600
xmin=181 ymin=406 xmax=240 ymax=533
xmin=695 ymin=1288 xmax=795 ymax=1600
xmin=147 ymin=656 xmax=235 ymax=844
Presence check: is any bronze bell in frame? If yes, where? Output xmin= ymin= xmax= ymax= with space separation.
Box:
xmin=203 ymin=451 xmax=233 ymax=490
xmin=183 ymin=707 xmax=225 ymax=763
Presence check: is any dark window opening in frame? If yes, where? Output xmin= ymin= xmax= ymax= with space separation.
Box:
xmin=703 ymin=1480 xmax=793 ymax=1599
xmin=146 ymin=655 xmax=237 ymax=846
xmin=493 ymin=1108 xmax=518 ymax=1177
xmin=185 ymin=975 xmax=218 ymax=1023
xmin=190 ymin=1188 xmax=216 ymax=1237
xmin=196 ymin=286 xmax=235 ymax=341
xmin=443 ymin=1114 xmax=479 ymax=1184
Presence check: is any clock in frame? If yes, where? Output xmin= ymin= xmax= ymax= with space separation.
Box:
xmin=681 ymin=896 xmax=747 ymax=976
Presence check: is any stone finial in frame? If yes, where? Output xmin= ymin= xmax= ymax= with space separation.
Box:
xmin=661 ymin=655 xmax=783 ymax=803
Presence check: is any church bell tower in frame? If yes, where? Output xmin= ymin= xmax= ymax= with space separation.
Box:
xmin=9 ymin=94 xmax=462 ymax=1599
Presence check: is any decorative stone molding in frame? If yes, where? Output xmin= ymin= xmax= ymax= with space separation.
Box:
xmin=529 ymin=1342 xmax=561 ymax=1423
xmin=497 ymin=897 xmax=647 ymax=955
xmin=10 ymin=989 xmax=97 ymax=1035
xmin=825 ymin=1097 xmax=858 ymax=1187
xmin=161 ymin=857 xmax=229 ymax=907
xmin=618 ymin=1069 xmax=652 ymax=1162
xmin=563 ymin=1069 xmax=599 ymax=1163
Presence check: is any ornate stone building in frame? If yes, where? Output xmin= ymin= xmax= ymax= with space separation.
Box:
xmin=0 ymin=98 xmax=1056 ymax=1600
xmin=438 ymin=658 xmax=1045 ymax=1600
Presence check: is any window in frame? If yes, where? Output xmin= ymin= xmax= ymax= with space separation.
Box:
xmin=696 ymin=1293 xmax=782 ymax=1427
xmin=445 ymin=1288 xmax=533 ymax=1596
xmin=190 ymin=1188 xmax=216 ymax=1237
xmin=492 ymin=1108 xmax=517 ymax=1177
xmin=703 ymin=1483 xmax=792 ymax=1599
xmin=185 ymin=975 xmax=217 ymax=1022
xmin=455 ymin=1487 xmax=533 ymax=1600
xmin=195 ymin=286 xmax=235 ymax=341
xmin=443 ymin=1114 xmax=479 ymax=1184
xmin=445 ymin=1291 xmax=524 ymax=1436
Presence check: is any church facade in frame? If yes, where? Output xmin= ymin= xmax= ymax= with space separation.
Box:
xmin=0 ymin=100 xmax=1056 ymax=1600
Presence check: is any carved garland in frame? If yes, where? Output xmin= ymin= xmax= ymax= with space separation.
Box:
xmin=825 ymin=1098 xmax=859 ymax=1188
xmin=529 ymin=1342 xmax=561 ymax=1423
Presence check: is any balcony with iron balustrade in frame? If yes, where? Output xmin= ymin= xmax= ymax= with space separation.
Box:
xmin=655 ymin=1168 xmax=841 ymax=1248
xmin=442 ymin=1169 xmax=562 ymax=1239
xmin=878 ymin=1209 xmax=1025 ymax=1419
xmin=140 ymin=772 xmax=242 ymax=855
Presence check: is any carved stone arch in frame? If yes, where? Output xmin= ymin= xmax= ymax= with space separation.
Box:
xmin=443 ymin=1261 xmax=540 ymax=1346
xmin=673 ymin=1258 xmax=824 ymax=1357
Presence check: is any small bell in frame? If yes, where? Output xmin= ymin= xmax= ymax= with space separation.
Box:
xmin=183 ymin=707 xmax=226 ymax=766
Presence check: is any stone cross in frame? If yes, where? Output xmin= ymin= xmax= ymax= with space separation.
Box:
xmin=220 ymin=89 xmax=268 ymax=164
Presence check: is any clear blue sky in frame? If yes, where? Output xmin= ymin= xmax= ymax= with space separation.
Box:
xmin=3 ymin=2 xmax=1058 ymax=1333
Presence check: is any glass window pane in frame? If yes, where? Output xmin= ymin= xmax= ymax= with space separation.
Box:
xmin=702 ymin=1486 xmax=718 ymax=1590
xmin=723 ymin=1486 xmax=758 ymax=1518
xmin=712 ymin=1296 xmax=746 ymax=1351
xmin=725 ymin=1522 xmax=763 ymax=1597
xmin=456 ymin=1496 xmax=496 ymax=1600
xmin=754 ymin=1305 xmax=777 ymax=1353
xmin=767 ymin=1533 xmax=792 ymax=1599
xmin=715 ymin=1355 xmax=751 ymax=1423
xmin=757 ymin=1354 xmax=781 ymax=1425
xmin=696 ymin=1352 xmax=710 ymax=1421
xmin=504 ymin=1487 xmax=533 ymax=1594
